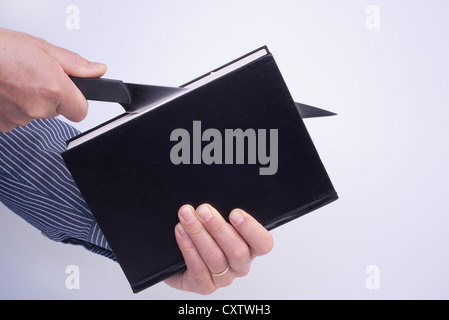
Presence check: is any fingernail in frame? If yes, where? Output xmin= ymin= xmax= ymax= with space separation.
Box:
xmin=230 ymin=209 xmax=244 ymax=225
xmin=176 ymin=223 xmax=187 ymax=238
xmin=91 ymin=62 xmax=107 ymax=71
xmin=179 ymin=205 xmax=195 ymax=223
xmin=196 ymin=205 xmax=212 ymax=223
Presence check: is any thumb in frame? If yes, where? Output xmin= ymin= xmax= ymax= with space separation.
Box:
xmin=49 ymin=45 xmax=107 ymax=78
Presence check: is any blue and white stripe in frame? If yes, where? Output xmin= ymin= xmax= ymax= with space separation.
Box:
xmin=0 ymin=118 xmax=115 ymax=260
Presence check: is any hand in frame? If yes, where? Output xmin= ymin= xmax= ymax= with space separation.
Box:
xmin=0 ymin=28 xmax=107 ymax=132
xmin=164 ymin=204 xmax=274 ymax=294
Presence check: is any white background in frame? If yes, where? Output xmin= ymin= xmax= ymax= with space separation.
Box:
xmin=1 ymin=0 xmax=448 ymax=299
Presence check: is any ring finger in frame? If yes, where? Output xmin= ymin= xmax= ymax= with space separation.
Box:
xmin=178 ymin=204 xmax=229 ymax=276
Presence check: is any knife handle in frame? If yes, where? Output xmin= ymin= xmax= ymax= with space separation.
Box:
xmin=69 ymin=76 xmax=131 ymax=104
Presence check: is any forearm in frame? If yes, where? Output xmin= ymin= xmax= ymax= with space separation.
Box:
xmin=0 ymin=118 xmax=116 ymax=260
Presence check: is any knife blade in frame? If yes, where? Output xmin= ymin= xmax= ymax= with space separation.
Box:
xmin=69 ymin=76 xmax=185 ymax=113
xmin=295 ymin=102 xmax=337 ymax=118
xmin=70 ymin=76 xmax=336 ymax=118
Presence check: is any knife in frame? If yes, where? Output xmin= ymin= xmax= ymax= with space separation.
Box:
xmin=70 ymin=76 xmax=336 ymax=118
xmin=69 ymin=76 xmax=185 ymax=113
xmin=294 ymin=102 xmax=337 ymax=118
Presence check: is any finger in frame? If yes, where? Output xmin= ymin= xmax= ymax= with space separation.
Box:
xmin=0 ymin=119 xmax=16 ymax=132
xmin=169 ymin=223 xmax=216 ymax=295
xmin=49 ymin=45 xmax=107 ymax=78
xmin=0 ymin=105 xmax=34 ymax=131
xmin=9 ymin=115 xmax=33 ymax=128
xmin=229 ymin=209 xmax=274 ymax=257
xmin=196 ymin=204 xmax=251 ymax=276
xmin=178 ymin=204 xmax=228 ymax=275
xmin=44 ymin=44 xmax=107 ymax=122
xmin=55 ymin=74 xmax=89 ymax=122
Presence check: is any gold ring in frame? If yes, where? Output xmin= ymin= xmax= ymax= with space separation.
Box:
xmin=210 ymin=264 xmax=230 ymax=277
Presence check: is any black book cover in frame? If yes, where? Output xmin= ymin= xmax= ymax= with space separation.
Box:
xmin=62 ymin=47 xmax=338 ymax=293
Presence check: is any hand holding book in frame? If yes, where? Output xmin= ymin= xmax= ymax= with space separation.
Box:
xmin=62 ymin=46 xmax=338 ymax=292
xmin=165 ymin=204 xmax=273 ymax=294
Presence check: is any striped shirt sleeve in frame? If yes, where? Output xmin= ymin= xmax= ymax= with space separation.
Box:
xmin=0 ymin=118 xmax=116 ymax=261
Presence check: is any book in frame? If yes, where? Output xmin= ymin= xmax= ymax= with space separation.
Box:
xmin=62 ymin=46 xmax=338 ymax=293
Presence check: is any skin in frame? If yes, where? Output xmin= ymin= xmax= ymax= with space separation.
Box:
xmin=165 ymin=204 xmax=273 ymax=294
xmin=0 ymin=27 xmax=107 ymax=132
xmin=0 ymin=28 xmax=274 ymax=295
